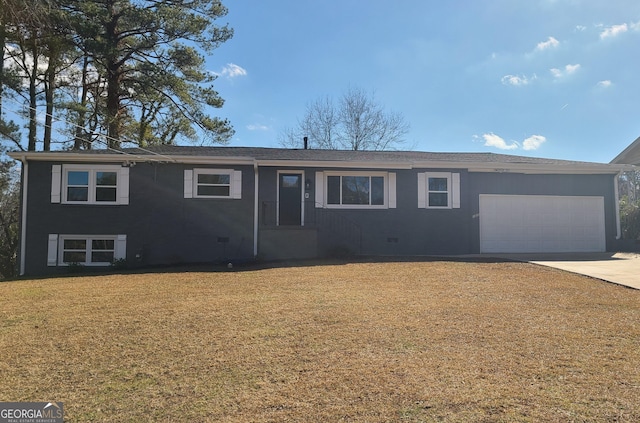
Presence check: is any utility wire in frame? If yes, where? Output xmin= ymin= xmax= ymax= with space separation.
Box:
xmin=2 ymin=96 xmax=178 ymax=163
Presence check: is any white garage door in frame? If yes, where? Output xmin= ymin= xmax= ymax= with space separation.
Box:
xmin=479 ymin=195 xmax=606 ymax=253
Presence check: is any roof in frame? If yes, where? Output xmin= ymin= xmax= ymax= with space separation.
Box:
xmin=8 ymin=145 xmax=625 ymax=174
xmin=611 ymin=136 xmax=640 ymax=165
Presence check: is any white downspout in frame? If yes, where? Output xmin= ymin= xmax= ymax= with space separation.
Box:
xmin=253 ymin=162 xmax=259 ymax=257
xmin=19 ymin=157 xmax=28 ymax=275
xmin=614 ymin=171 xmax=622 ymax=240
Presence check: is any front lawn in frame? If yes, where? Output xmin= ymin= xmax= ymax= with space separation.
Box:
xmin=1 ymin=260 xmax=639 ymax=422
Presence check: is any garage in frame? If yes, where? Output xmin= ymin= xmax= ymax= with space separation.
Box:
xmin=479 ymin=194 xmax=606 ymax=253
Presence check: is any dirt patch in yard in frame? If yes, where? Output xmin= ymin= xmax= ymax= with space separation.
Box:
xmin=1 ymin=260 xmax=639 ymax=422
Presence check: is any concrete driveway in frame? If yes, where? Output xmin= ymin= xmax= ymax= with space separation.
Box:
xmin=492 ymin=252 xmax=640 ymax=290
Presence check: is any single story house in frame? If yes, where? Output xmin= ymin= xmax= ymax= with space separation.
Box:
xmin=8 ymin=146 xmax=629 ymax=276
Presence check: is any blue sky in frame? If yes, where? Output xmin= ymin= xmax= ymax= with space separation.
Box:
xmin=208 ymin=0 xmax=640 ymax=163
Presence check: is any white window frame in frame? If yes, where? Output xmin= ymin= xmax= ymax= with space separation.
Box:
xmin=59 ymin=164 xmax=129 ymax=205
xmin=185 ymin=169 xmax=242 ymax=199
xmin=426 ymin=172 xmax=451 ymax=209
xmin=322 ymin=171 xmax=391 ymax=209
xmin=418 ymin=172 xmax=460 ymax=209
xmin=51 ymin=234 xmax=127 ymax=267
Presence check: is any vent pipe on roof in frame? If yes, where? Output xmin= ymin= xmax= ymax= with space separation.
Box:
xmin=303 ymin=136 xmax=308 ymax=150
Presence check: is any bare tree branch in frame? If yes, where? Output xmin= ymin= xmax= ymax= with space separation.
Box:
xmin=280 ymin=86 xmax=410 ymax=151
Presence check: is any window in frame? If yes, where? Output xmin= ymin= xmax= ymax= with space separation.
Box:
xmin=184 ymin=169 xmax=242 ymax=199
xmin=56 ymin=165 xmax=129 ymax=205
xmin=317 ymin=171 xmax=395 ymax=209
xmin=427 ymin=174 xmax=450 ymax=207
xmin=196 ymin=171 xmax=231 ymax=197
xmin=48 ymin=234 xmax=127 ymax=266
xmin=418 ymin=172 xmax=460 ymax=209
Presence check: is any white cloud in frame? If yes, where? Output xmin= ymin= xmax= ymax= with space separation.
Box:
xmin=220 ymin=63 xmax=248 ymax=79
xmin=522 ymin=135 xmax=546 ymax=151
xmin=550 ymin=64 xmax=580 ymax=78
xmin=597 ymin=80 xmax=612 ymax=88
xmin=535 ymin=36 xmax=560 ymax=52
xmin=247 ymin=123 xmax=269 ymax=131
xmin=565 ymin=64 xmax=580 ymax=74
xmin=482 ymin=133 xmax=519 ymax=150
xmin=632 ymin=21 xmax=640 ymax=31
xmin=501 ymin=74 xmax=537 ymax=86
xmin=477 ymin=133 xmax=547 ymax=151
xmin=600 ymin=23 xmax=628 ymax=39
xmin=575 ymin=25 xmax=587 ymax=32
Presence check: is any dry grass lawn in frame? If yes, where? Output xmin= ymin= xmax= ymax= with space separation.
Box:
xmin=1 ymin=260 xmax=639 ymax=422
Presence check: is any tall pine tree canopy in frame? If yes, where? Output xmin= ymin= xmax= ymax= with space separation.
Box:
xmin=1 ymin=0 xmax=234 ymax=150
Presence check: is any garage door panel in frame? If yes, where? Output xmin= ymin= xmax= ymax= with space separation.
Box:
xmin=480 ymin=195 xmax=605 ymax=253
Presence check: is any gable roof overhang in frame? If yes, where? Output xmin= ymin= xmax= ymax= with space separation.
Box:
xmin=7 ymin=148 xmax=627 ymax=175
xmin=611 ymin=136 xmax=640 ymax=165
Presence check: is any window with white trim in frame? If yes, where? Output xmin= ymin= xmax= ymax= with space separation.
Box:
xmin=48 ymin=234 xmax=127 ymax=266
xmin=184 ymin=169 xmax=242 ymax=199
xmin=418 ymin=172 xmax=460 ymax=209
xmin=56 ymin=164 xmax=129 ymax=205
xmin=196 ymin=170 xmax=231 ymax=197
xmin=317 ymin=171 xmax=396 ymax=209
xmin=427 ymin=173 xmax=450 ymax=208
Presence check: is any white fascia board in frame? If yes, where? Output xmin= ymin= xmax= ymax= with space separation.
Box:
xmin=167 ymin=155 xmax=255 ymax=165
xmin=411 ymin=159 xmax=626 ymax=174
xmin=7 ymin=151 xmax=256 ymax=166
xmin=465 ymin=163 xmax=626 ymax=175
xmin=255 ymin=160 xmax=413 ymax=169
xmin=8 ymin=151 xmax=156 ymax=163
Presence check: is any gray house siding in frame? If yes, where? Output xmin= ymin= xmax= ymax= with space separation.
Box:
xmin=257 ymin=167 xmax=471 ymax=257
xmin=23 ymin=161 xmax=255 ymax=275
xmin=14 ymin=147 xmax=622 ymax=275
xmin=310 ymin=168 xmax=471 ymax=256
xmin=129 ymin=162 xmax=255 ymax=266
xmin=255 ymin=167 xmax=618 ymax=257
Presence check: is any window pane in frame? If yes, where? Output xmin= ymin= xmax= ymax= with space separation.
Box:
xmin=371 ymin=177 xmax=384 ymax=205
xmin=92 ymin=239 xmax=115 ymax=250
xmin=429 ymin=192 xmax=448 ymax=207
xmin=327 ymin=176 xmax=341 ymax=204
xmin=428 ymin=177 xmax=448 ymax=192
xmin=67 ymin=171 xmax=88 ymax=186
xmin=63 ymin=251 xmax=86 ymax=263
xmin=91 ymin=251 xmax=115 ymax=263
xmin=342 ymin=176 xmax=370 ymax=205
xmin=96 ymin=187 xmax=117 ymax=202
xmin=197 ymin=185 xmax=231 ymax=196
xmin=96 ymin=172 xmax=117 ymax=186
xmin=67 ymin=187 xmax=88 ymax=201
xmin=64 ymin=239 xmax=86 ymax=249
xmin=198 ymin=173 xmax=230 ymax=184
xmin=281 ymin=175 xmax=300 ymax=188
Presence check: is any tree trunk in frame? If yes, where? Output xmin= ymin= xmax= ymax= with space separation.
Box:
xmin=27 ymin=38 xmax=38 ymax=151
xmin=104 ymin=0 xmax=121 ymax=149
xmin=74 ymin=56 xmax=90 ymax=150
xmin=106 ymin=64 xmax=121 ymax=148
xmin=44 ymin=57 xmax=55 ymax=151
xmin=0 ymin=20 xmax=5 ymax=119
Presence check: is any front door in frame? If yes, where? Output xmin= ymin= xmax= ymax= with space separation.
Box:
xmin=278 ymin=172 xmax=303 ymax=226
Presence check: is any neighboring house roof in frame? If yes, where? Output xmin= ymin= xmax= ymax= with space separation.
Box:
xmin=9 ymin=146 xmax=624 ymax=174
xmin=611 ymin=136 xmax=640 ymax=165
